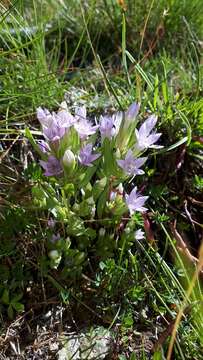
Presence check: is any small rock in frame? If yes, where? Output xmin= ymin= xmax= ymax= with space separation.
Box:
xmin=58 ymin=336 xmax=80 ymax=360
xmin=57 ymin=326 xmax=113 ymax=360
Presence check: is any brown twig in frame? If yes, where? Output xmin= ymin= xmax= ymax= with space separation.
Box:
xmin=169 ymin=221 xmax=203 ymax=274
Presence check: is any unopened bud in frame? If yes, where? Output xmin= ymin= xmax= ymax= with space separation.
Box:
xmin=99 ymin=228 xmax=106 ymax=237
xmin=63 ymin=149 xmax=75 ymax=172
xmin=125 ymin=227 xmax=131 ymax=234
xmin=48 ymin=250 xmax=60 ymax=260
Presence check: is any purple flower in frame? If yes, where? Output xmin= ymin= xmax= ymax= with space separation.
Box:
xmin=38 ymin=140 xmax=50 ymax=153
xmin=37 ymin=104 xmax=75 ymax=143
xmin=125 ymin=187 xmax=148 ymax=214
xmin=74 ymin=120 xmax=99 ymax=140
xmin=117 ymin=150 xmax=147 ymax=176
xmin=79 ymin=143 xmax=100 ymax=167
xmin=99 ymin=115 xmax=115 ymax=139
xmin=135 ymin=115 xmax=162 ymax=151
xmin=50 ymin=233 xmax=60 ymax=243
xmin=125 ymin=102 xmax=140 ymax=125
xmin=37 ymin=107 xmax=52 ymax=127
xmin=57 ymin=101 xmax=76 ymax=127
xmin=98 ymin=103 xmax=140 ymax=141
xmin=110 ymin=191 xmax=116 ymax=201
xmin=40 ymin=156 xmax=63 ymax=176
xmin=48 ymin=218 xmax=56 ymax=229
xmin=43 ymin=117 xmax=66 ymax=142
xmin=135 ymin=229 xmax=145 ymax=240
xmin=75 ymin=106 xmax=87 ymax=122
xmin=57 ymin=109 xmax=75 ymax=128
xmin=73 ymin=106 xmax=99 ymax=139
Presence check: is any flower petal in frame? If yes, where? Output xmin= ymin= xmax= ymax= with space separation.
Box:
xmin=139 ymin=115 xmax=158 ymax=138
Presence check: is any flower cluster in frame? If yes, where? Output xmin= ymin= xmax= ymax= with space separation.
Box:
xmin=35 ymin=101 xmax=162 ymax=217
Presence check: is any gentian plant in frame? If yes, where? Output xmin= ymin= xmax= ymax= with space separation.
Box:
xmin=28 ymin=101 xmax=162 ymax=276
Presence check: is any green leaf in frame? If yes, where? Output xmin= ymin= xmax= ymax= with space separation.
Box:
xmin=0 ymin=265 xmax=10 ymax=281
xmin=25 ymin=127 xmax=47 ymax=160
xmin=1 ymin=289 xmax=9 ymax=305
xmin=80 ymin=165 xmax=97 ymax=188
xmin=58 ymin=127 xmax=80 ymax=157
xmin=93 ymin=177 xmax=107 ymax=201
xmin=125 ymin=51 xmax=154 ymax=91
xmin=166 ymin=136 xmax=188 ymax=151
xmin=103 ymin=138 xmax=117 ymax=176
xmin=8 ymin=305 xmax=14 ymax=319
xmin=12 ymin=302 xmax=24 ymax=312
xmin=153 ymin=350 xmax=163 ymax=360
xmin=67 ymin=216 xmax=85 ymax=237
xmin=177 ymin=110 xmax=192 ymax=145
xmin=97 ymin=185 xmax=109 ymax=218
xmin=11 ymin=293 xmax=23 ymax=302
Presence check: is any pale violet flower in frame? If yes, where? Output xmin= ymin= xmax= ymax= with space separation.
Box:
xmin=37 ymin=106 xmax=74 ymax=143
xmin=135 ymin=229 xmax=145 ymax=240
xmin=48 ymin=218 xmax=56 ymax=229
xmin=125 ymin=102 xmax=140 ymax=126
xmin=125 ymin=187 xmax=148 ymax=214
xmin=37 ymin=107 xmax=53 ymax=127
xmin=40 ymin=156 xmax=63 ymax=176
xmin=43 ymin=115 xmax=67 ymax=142
xmin=50 ymin=233 xmax=60 ymax=243
xmin=112 ymin=111 xmax=123 ymax=136
xmin=74 ymin=106 xmax=99 ymax=139
xmin=57 ymin=108 xmax=75 ymax=128
xmin=74 ymin=119 xmax=99 ymax=139
xmin=117 ymin=150 xmax=147 ymax=176
xmin=99 ymin=115 xmax=115 ymax=139
xmin=135 ymin=115 xmax=162 ymax=151
xmin=38 ymin=140 xmax=50 ymax=153
xmin=113 ymin=102 xmax=140 ymax=133
xmin=110 ymin=191 xmax=116 ymax=201
xmin=98 ymin=103 xmax=140 ymax=140
xmin=79 ymin=143 xmax=100 ymax=166
xmin=75 ymin=106 xmax=87 ymax=122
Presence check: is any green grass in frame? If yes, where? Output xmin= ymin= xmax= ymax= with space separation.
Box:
xmin=0 ymin=0 xmax=203 ymax=359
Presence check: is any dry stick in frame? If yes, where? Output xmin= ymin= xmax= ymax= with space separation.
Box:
xmin=0 ymin=135 xmax=20 ymax=163
xmin=169 ymin=222 xmax=202 ymax=269
xmin=166 ymin=243 xmax=203 ymax=360
xmin=138 ymin=0 xmax=155 ymax=60
xmin=188 ymin=196 xmax=203 ymax=208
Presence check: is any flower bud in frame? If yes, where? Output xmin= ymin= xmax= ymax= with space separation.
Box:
xmin=48 ymin=250 xmax=60 ymax=260
xmin=47 ymin=218 xmax=56 ymax=229
xmin=63 ymin=149 xmax=75 ymax=172
xmin=99 ymin=228 xmax=106 ymax=237
xmin=124 ymin=227 xmax=131 ymax=234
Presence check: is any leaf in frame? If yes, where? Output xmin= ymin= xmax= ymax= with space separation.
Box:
xmin=1 ymin=289 xmax=9 ymax=305
xmin=8 ymin=304 xmax=14 ymax=319
xmin=177 ymin=110 xmax=192 ymax=145
xmin=11 ymin=293 xmax=23 ymax=302
xmin=25 ymin=127 xmax=47 ymax=160
xmin=97 ymin=185 xmax=109 ymax=218
xmin=93 ymin=177 xmax=107 ymax=201
xmin=58 ymin=127 xmax=80 ymax=157
xmin=125 ymin=51 xmax=154 ymax=91
xmin=12 ymin=302 xmax=24 ymax=312
xmin=67 ymin=216 xmax=85 ymax=237
xmin=153 ymin=350 xmax=163 ymax=360
xmin=0 ymin=265 xmax=10 ymax=281
xmin=103 ymin=138 xmax=117 ymax=176
xmin=80 ymin=166 xmax=97 ymax=188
